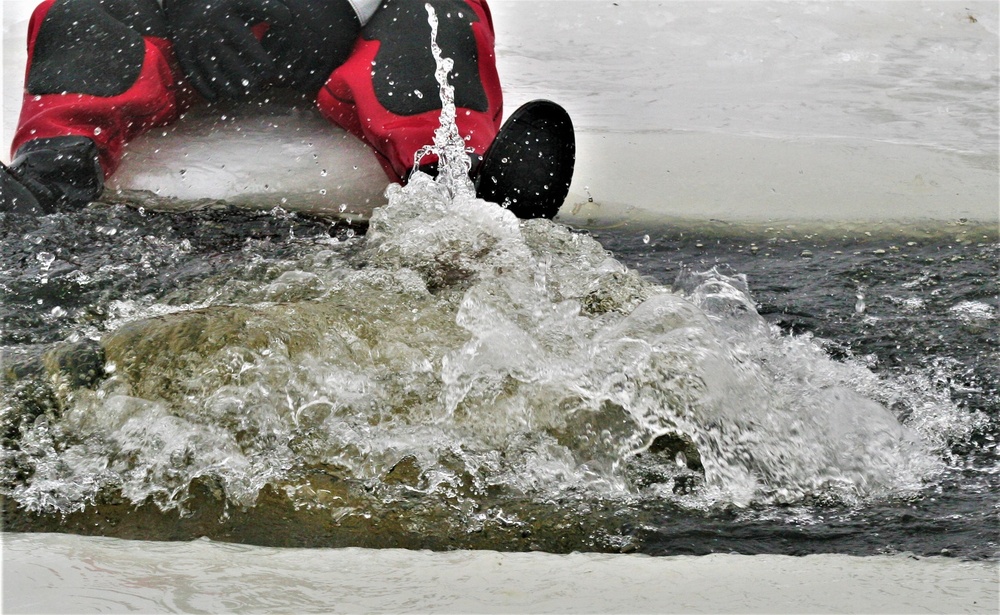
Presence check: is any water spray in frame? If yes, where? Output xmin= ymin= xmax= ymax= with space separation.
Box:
xmin=412 ymin=3 xmax=476 ymax=200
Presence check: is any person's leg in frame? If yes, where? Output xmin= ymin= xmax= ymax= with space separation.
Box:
xmin=316 ymin=0 xmax=503 ymax=183
xmin=7 ymin=0 xmax=195 ymax=211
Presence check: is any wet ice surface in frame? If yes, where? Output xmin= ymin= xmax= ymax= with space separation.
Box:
xmin=3 ymin=532 xmax=998 ymax=614
xmin=493 ymin=1 xmax=999 ymax=157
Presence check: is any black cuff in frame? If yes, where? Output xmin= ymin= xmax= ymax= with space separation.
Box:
xmin=11 ymin=136 xmax=105 ymax=210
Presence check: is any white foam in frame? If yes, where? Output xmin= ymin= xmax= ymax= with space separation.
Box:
xmin=950 ymin=300 xmax=996 ymax=322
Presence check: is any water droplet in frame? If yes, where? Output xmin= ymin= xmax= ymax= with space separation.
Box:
xmin=36 ymin=252 xmax=55 ymax=270
xmin=339 ymin=204 xmax=347 ymax=213
xmin=93 ymin=127 xmax=102 ymax=135
xmin=319 ymin=189 xmax=327 ymax=195
xmin=855 ymin=293 xmax=866 ymax=314
xmin=642 ymin=234 xmax=650 ymax=244
xmin=320 ymin=169 xmax=328 ymax=177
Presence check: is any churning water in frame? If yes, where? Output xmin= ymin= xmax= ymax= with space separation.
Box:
xmin=3 ymin=182 xmax=996 ymax=557
xmin=2 ymin=2 xmax=998 ymax=562
xmin=3 ymin=147 xmax=997 ymax=557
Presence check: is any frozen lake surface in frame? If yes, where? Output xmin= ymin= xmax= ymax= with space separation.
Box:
xmin=4 ymin=532 xmax=998 ymax=613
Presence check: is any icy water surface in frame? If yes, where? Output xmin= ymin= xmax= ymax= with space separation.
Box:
xmin=2 ymin=194 xmax=996 ymax=559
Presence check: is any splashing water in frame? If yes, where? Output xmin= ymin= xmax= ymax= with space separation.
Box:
xmin=3 ymin=204 xmax=952 ymax=519
xmin=0 ymin=4 xmax=977 ymax=549
xmin=411 ymin=3 xmax=475 ymax=200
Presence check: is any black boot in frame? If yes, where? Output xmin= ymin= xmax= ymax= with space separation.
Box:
xmin=3 ymin=136 xmax=104 ymax=215
xmin=474 ymin=100 xmax=575 ymax=220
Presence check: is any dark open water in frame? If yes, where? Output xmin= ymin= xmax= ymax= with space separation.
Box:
xmin=591 ymin=221 xmax=998 ymax=559
xmin=1 ymin=199 xmax=997 ymax=560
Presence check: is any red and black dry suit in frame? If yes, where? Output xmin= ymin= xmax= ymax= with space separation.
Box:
xmin=10 ymin=0 xmax=504 ymax=205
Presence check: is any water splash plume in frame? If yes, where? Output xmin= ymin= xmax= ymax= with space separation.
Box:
xmin=411 ymin=3 xmax=475 ymax=200
xmin=0 ymin=4 xmax=980 ymax=551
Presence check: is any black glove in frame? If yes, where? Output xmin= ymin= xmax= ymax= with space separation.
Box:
xmin=5 ymin=137 xmax=104 ymax=214
xmin=262 ymin=0 xmax=361 ymax=93
xmin=1 ymin=162 xmax=45 ymax=215
xmin=165 ymin=0 xmax=294 ymax=100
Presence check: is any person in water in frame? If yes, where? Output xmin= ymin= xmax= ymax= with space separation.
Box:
xmin=1 ymin=0 xmax=574 ymax=219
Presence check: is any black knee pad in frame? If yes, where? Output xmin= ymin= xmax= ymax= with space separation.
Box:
xmin=27 ymin=0 xmax=164 ymax=97
xmin=363 ymin=0 xmax=488 ymax=116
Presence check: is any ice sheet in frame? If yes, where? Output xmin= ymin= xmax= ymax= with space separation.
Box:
xmin=4 ymin=532 xmax=998 ymax=614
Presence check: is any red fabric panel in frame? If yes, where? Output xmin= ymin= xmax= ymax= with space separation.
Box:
xmin=316 ymin=0 xmax=503 ymax=181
